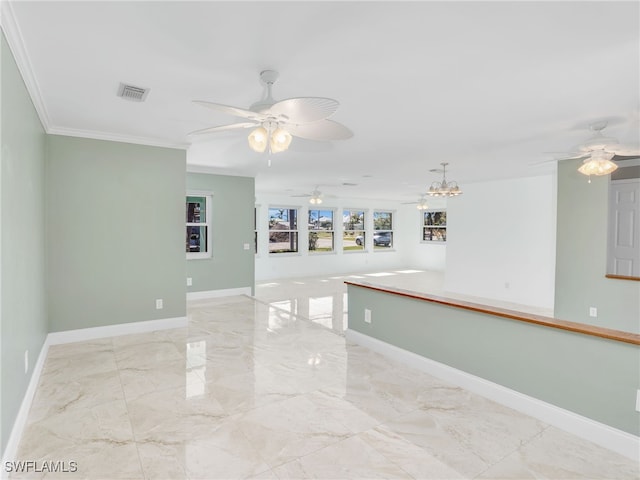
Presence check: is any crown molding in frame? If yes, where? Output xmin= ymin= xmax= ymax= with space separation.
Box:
xmin=1 ymin=0 xmax=51 ymax=131
xmin=48 ymin=126 xmax=188 ymax=150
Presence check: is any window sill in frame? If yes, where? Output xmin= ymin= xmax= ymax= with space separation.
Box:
xmin=187 ymin=254 xmax=212 ymax=260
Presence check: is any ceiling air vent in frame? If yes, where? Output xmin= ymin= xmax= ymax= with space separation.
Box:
xmin=117 ymin=83 xmax=149 ymax=102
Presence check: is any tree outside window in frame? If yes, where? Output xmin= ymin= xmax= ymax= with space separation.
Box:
xmin=343 ymin=209 xmax=365 ymax=251
xmin=269 ymin=207 xmax=299 ymax=253
xmin=309 ymin=209 xmax=334 ymax=253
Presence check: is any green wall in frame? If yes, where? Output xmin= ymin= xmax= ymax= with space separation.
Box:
xmin=555 ymin=160 xmax=640 ymax=333
xmin=186 ymin=172 xmax=255 ymax=295
xmin=46 ymin=136 xmax=186 ymax=332
xmin=348 ymin=284 xmax=640 ymax=435
xmin=0 ymin=32 xmax=48 ymax=453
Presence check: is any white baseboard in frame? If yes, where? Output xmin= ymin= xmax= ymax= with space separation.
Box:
xmin=1 ymin=339 xmax=49 ymax=479
xmin=47 ymin=316 xmax=188 ymax=345
xmin=187 ymin=287 xmax=252 ymax=301
xmin=345 ymin=328 xmax=640 ymax=461
xmin=1 ymin=314 xmax=188 ymax=476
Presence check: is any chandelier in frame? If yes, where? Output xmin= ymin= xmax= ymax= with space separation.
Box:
xmin=577 ymin=149 xmax=618 ymax=180
xmin=428 ymin=162 xmax=463 ymax=197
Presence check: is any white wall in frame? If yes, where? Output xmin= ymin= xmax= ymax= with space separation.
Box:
xmin=255 ymin=193 xmax=426 ymax=281
xmin=444 ymin=174 xmax=557 ymax=309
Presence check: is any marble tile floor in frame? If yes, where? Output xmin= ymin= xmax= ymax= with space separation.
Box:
xmin=10 ymin=272 xmax=639 ymax=479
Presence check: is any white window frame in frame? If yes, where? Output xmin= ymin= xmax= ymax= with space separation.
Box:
xmin=422 ymin=209 xmax=447 ymax=243
xmin=186 ymin=191 xmax=212 ymax=260
xmin=343 ymin=208 xmax=367 ymax=252
xmin=268 ymin=206 xmax=300 ymax=255
xmin=373 ymin=210 xmax=394 ymax=250
xmin=308 ymin=208 xmax=336 ymax=254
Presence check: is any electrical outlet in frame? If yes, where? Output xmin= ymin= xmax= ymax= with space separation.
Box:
xmin=243 ymin=243 xmax=250 ymax=250
xmin=187 ymin=277 xmax=192 ymax=286
xmin=364 ymin=308 xmax=372 ymax=324
xmin=156 ymin=299 xmax=163 ymax=309
xmin=589 ymin=307 xmax=597 ymax=318
xmin=24 ymin=350 xmax=29 ymax=374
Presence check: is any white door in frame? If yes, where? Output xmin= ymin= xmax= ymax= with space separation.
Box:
xmin=608 ymin=179 xmax=640 ymax=276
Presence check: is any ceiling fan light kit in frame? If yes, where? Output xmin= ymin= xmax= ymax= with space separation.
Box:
xmin=427 ymin=162 xmax=463 ymax=197
xmin=416 ymin=199 xmax=429 ymax=210
xmin=577 ymin=149 xmax=618 ymax=179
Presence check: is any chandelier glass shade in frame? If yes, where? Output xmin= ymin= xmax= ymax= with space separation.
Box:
xmin=247 ymin=123 xmax=292 ymax=154
xmin=427 ymin=162 xmax=463 ymax=197
xmin=577 ymin=150 xmax=618 ymax=177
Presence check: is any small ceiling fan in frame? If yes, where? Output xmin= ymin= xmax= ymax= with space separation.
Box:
xmin=402 ymin=194 xmax=429 ymax=210
xmin=189 ymin=70 xmax=353 ymax=155
xmin=291 ymin=186 xmax=335 ymax=205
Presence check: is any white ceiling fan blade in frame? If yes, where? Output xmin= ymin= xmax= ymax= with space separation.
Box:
xmin=193 ymin=101 xmax=265 ymax=121
xmin=270 ymin=97 xmax=339 ymax=123
xmin=610 ymin=145 xmax=640 ymax=156
xmin=291 ymin=193 xmax=312 ymax=197
xmin=187 ymin=122 xmax=257 ymax=136
xmin=287 ymin=120 xmax=353 ymax=141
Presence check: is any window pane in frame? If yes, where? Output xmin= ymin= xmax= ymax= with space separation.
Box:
xmin=269 ymin=232 xmax=299 ymax=253
xmin=423 ymin=228 xmax=446 ymax=242
xmin=343 ymin=210 xmax=364 ymax=230
xmin=309 ymin=231 xmax=334 ymax=252
xmin=186 ymin=226 xmax=208 ymax=253
xmin=424 ymin=211 xmax=446 ymax=226
xmin=373 ymin=231 xmax=393 ymax=248
xmin=309 ymin=209 xmax=334 ymax=230
xmin=344 ymin=231 xmax=365 ymax=251
xmin=374 ymin=211 xmax=392 ymax=230
xmin=269 ymin=208 xmax=297 ymax=230
xmin=186 ymin=196 xmax=206 ymax=223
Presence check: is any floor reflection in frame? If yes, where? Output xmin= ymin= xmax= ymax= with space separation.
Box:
xmin=9 ymin=273 xmax=636 ymax=480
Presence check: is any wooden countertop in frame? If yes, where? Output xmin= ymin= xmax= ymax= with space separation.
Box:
xmin=345 ymin=281 xmax=640 ymax=346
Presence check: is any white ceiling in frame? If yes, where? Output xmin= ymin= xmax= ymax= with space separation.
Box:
xmin=3 ymin=1 xmax=639 ymax=201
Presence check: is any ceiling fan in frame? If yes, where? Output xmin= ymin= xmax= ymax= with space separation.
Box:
xmin=546 ymin=121 xmax=640 ymax=178
xmin=402 ymin=194 xmax=429 ymax=210
xmin=291 ymin=186 xmax=335 ymax=204
xmin=189 ymin=70 xmax=353 ymax=155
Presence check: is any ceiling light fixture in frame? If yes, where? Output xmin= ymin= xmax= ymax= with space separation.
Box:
xmin=416 ymin=196 xmax=429 ymax=210
xmin=309 ymin=188 xmax=323 ymax=205
xmin=428 ymin=162 xmax=462 ymax=197
xmin=577 ymin=149 xmax=618 ymax=182
xmin=247 ymin=121 xmax=292 ymax=154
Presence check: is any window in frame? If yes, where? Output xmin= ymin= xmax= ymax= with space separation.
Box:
xmin=309 ymin=209 xmax=335 ymax=253
xmin=343 ymin=209 xmax=365 ymax=251
xmin=269 ymin=207 xmax=299 ymax=254
xmin=186 ymin=194 xmax=212 ymax=259
xmin=422 ymin=210 xmax=446 ymax=242
xmin=373 ymin=211 xmax=394 ymax=249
